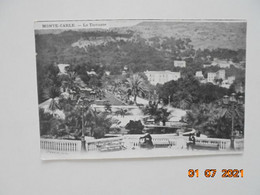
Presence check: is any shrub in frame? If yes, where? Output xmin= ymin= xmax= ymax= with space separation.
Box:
xmin=125 ymin=120 xmax=144 ymax=134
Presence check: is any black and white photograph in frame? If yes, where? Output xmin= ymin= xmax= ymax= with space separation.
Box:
xmin=35 ymin=19 xmax=246 ymax=160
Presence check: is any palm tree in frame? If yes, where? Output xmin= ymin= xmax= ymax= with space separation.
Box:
xmin=126 ymin=74 xmax=147 ymax=104
xmin=61 ymin=71 xmax=81 ymax=99
xmin=219 ymin=101 xmax=244 ymax=137
xmin=92 ymin=112 xmax=114 ymax=138
xmin=104 ymin=101 xmax=112 ymax=113
xmin=171 ymin=91 xmax=192 ymax=109
xmin=143 ymin=101 xmax=158 ymax=116
xmin=184 ymin=103 xmax=210 ymax=129
xmin=43 ymin=86 xmax=61 ymax=115
xmin=79 ymin=99 xmax=115 ymax=138
xmin=112 ymin=79 xmax=121 ymax=94
xmin=143 ymin=102 xmax=170 ymax=126
xmin=76 ymin=98 xmax=96 ymax=136
xmin=155 ymin=108 xmax=170 ymax=126
xmin=183 ymin=102 xmax=244 ymax=138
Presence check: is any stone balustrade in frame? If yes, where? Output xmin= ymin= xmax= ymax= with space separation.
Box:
xmin=40 ymin=135 xmax=244 ymax=153
xmin=86 ymin=137 xmax=124 ymax=152
xmin=40 ymin=138 xmax=81 ymax=153
xmin=234 ymin=139 xmax=244 ymax=150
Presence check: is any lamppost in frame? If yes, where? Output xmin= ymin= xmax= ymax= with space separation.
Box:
xmin=80 ymin=105 xmax=86 ymax=151
xmin=77 ymin=98 xmax=88 ymax=152
xmin=223 ymin=93 xmax=243 ymax=150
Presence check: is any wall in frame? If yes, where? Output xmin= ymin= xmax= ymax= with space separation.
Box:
xmin=0 ymin=0 xmax=260 ymax=195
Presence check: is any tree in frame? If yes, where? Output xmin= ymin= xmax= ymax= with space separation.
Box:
xmin=89 ymin=76 xmax=102 ymax=88
xmin=104 ymin=101 xmax=112 ymax=113
xmin=125 ymin=120 xmax=144 ymax=134
xmin=60 ymin=71 xmax=81 ymax=96
xmin=79 ymin=99 xmax=96 ymax=137
xmin=39 ymin=108 xmax=53 ymax=136
xmin=126 ymin=74 xmax=148 ymax=104
xmin=43 ymin=86 xmax=61 ymax=115
xmin=112 ymin=79 xmax=121 ymax=94
xmin=220 ymin=102 xmax=244 ymax=136
xmin=183 ymin=102 xmax=244 ymax=138
xmin=171 ymin=91 xmax=193 ymax=109
xmin=183 ymin=103 xmax=213 ymax=130
xmin=143 ymin=102 xmax=170 ymax=126
xmin=75 ymin=98 xmax=116 ymax=138
xmin=155 ymin=108 xmax=170 ymax=126
xmin=198 ymin=83 xmax=228 ymax=104
xmin=92 ymin=112 xmax=114 ymax=138
xmin=143 ymin=101 xmax=159 ymax=116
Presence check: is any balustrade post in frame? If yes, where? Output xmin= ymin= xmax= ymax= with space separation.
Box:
xmin=81 ymin=136 xmax=86 ymax=152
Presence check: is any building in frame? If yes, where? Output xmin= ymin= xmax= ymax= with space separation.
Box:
xmin=203 ymin=64 xmax=213 ymax=68
xmin=87 ymin=69 xmax=97 ymax=76
xmin=122 ymin=70 xmax=127 ymax=75
xmin=227 ymin=76 xmax=236 ymax=84
xmin=104 ymin=71 xmax=111 ymax=76
xmin=207 ymin=70 xmax=226 ymax=84
xmin=211 ymin=58 xmax=231 ymax=68
xmin=206 ymin=69 xmax=236 ymax=89
xmin=220 ymin=80 xmax=231 ymax=89
xmin=220 ymin=75 xmax=236 ymax=88
xmin=144 ymin=70 xmax=181 ymax=85
xmin=174 ymin=60 xmax=186 ymax=68
xmin=121 ymin=66 xmax=128 ymax=75
xmin=234 ymin=83 xmax=244 ymax=93
xmin=207 ymin=72 xmax=216 ymax=83
xmin=57 ymin=64 xmax=70 ymax=75
xmin=216 ymin=69 xmax=226 ymax=80
xmin=218 ymin=61 xmax=231 ymax=68
xmin=195 ymin=71 xmax=204 ymax=78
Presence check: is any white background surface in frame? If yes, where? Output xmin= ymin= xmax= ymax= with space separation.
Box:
xmin=0 ymin=0 xmax=260 ymax=194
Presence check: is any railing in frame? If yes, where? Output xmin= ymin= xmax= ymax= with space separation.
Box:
xmin=234 ymin=139 xmax=244 ymax=150
xmin=123 ymin=134 xmax=185 ymax=149
xmin=86 ymin=137 xmax=124 ymax=152
xmin=193 ymin=137 xmax=230 ymax=150
xmin=40 ymin=138 xmax=81 ymax=153
xmin=192 ymin=137 xmax=243 ymax=150
xmin=123 ymin=135 xmax=242 ymax=150
xmin=40 ymin=136 xmax=244 ymax=153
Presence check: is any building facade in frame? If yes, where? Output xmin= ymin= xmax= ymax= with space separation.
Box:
xmin=145 ymin=70 xmax=181 ymax=85
xmin=57 ymin=64 xmax=70 ymax=75
xmin=216 ymin=69 xmax=226 ymax=80
xmin=211 ymin=58 xmax=231 ymax=68
xmin=174 ymin=60 xmax=186 ymax=68
xmin=207 ymin=72 xmax=216 ymax=83
xmin=195 ymin=71 xmax=204 ymax=78
xmin=227 ymin=76 xmax=236 ymax=84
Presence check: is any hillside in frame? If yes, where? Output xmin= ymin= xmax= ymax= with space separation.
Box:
xmin=35 ymin=21 xmax=246 ymax=81
xmin=127 ymin=21 xmax=246 ymax=50
xmin=36 ymin=21 xmax=246 ymax=51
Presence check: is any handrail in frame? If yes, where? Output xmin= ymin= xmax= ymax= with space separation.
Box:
xmin=40 ymin=136 xmax=244 ymax=153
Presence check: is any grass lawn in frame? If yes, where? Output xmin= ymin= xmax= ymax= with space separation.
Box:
xmin=94 ymin=91 xmax=127 ymax=106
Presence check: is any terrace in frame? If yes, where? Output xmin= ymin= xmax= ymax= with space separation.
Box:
xmin=40 ymin=135 xmax=244 ymax=160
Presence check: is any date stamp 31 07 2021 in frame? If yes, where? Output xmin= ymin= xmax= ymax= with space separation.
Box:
xmin=188 ymin=169 xmax=244 ymax=178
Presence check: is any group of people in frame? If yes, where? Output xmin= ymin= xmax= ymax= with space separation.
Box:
xmin=139 ymin=133 xmax=154 ymax=149
xmin=138 ymin=133 xmax=198 ymax=150
xmin=187 ymin=135 xmax=196 ymax=150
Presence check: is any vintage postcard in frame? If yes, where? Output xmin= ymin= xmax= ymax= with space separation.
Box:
xmin=34 ymin=20 xmax=246 ymax=160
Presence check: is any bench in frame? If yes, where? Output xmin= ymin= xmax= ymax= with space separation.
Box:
xmin=153 ymin=140 xmax=172 ymax=148
xmin=191 ymin=143 xmax=219 ymax=150
xmin=98 ymin=141 xmax=126 ymax=152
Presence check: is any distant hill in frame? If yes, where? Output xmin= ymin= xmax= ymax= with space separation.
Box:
xmin=35 ymin=21 xmax=246 ymax=74
xmin=121 ymin=21 xmax=246 ymax=50
xmin=36 ymin=21 xmax=246 ymax=51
